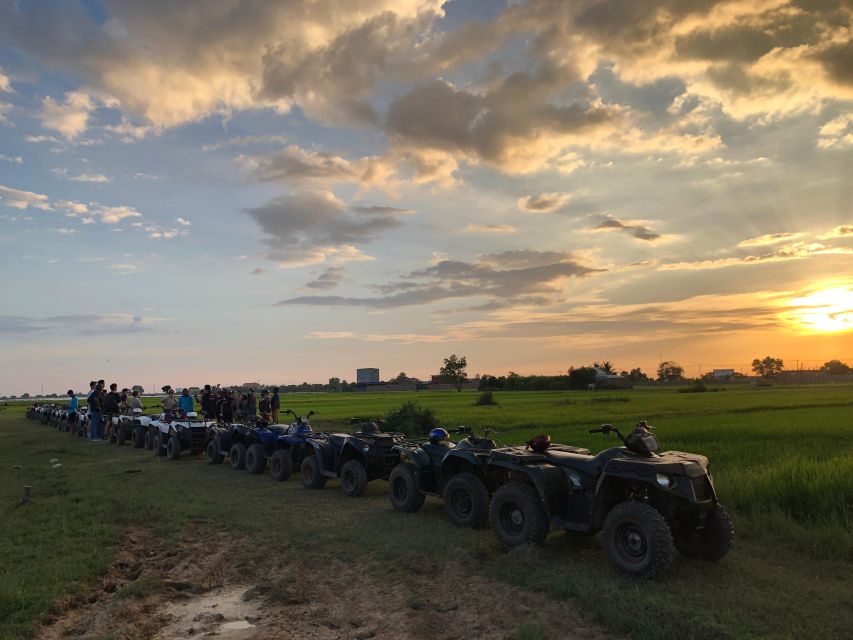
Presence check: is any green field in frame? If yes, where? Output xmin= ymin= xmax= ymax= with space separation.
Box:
xmin=1 ymin=385 xmax=852 ymax=639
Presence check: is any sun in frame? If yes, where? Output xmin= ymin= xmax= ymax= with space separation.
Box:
xmin=783 ymin=285 xmax=853 ymax=334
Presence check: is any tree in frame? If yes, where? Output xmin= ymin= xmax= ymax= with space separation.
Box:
xmin=392 ymin=372 xmax=411 ymax=384
xmin=440 ymin=354 xmax=468 ymax=391
xmin=567 ymin=366 xmax=597 ymax=389
xmin=21 ymin=393 xmax=30 ymax=399
xmin=328 ymin=377 xmax=341 ymax=391
xmin=628 ymin=367 xmax=651 ymax=383
xmin=132 ymin=385 xmax=145 ymax=394
xmin=751 ymin=356 xmax=784 ymax=378
xmin=657 ymin=361 xmax=684 ymax=382
xmin=822 ymin=359 xmax=851 ymax=375
xmin=594 ymin=361 xmax=616 ymax=374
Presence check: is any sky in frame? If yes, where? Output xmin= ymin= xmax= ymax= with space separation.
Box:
xmin=0 ymin=0 xmax=851 ymax=395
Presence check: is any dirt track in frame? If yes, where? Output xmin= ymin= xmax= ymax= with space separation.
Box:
xmin=34 ymin=526 xmax=619 ymax=640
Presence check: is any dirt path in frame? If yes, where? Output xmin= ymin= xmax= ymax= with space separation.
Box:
xmin=35 ymin=526 xmax=619 ymax=640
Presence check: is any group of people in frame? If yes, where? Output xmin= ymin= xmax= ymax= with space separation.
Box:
xmin=195 ymin=384 xmax=281 ymax=424
xmin=65 ymin=382 xmax=282 ymax=442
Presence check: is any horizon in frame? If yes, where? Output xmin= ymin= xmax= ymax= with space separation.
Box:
xmin=1 ymin=1 xmax=851 ymax=396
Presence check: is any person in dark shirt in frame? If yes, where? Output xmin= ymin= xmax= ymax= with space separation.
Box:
xmin=218 ymin=388 xmax=234 ymax=423
xmin=259 ymin=389 xmax=271 ymax=422
xmin=246 ymin=388 xmax=257 ymax=417
xmin=199 ymin=384 xmax=216 ymax=420
xmin=270 ymin=386 xmax=280 ymax=423
xmin=88 ymin=381 xmax=103 ymax=441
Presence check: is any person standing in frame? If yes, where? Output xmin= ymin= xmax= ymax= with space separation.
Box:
xmin=88 ymin=381 xmax=103 ymax=441
xmin=218 ymin=388 xmax=234 ymax=423
xmin=246 ymin=388 xmax=257 ymax=418
xmin=129 ymin=389 xmax=144 ymax=411
xmin=161 ymin=387 xmax=178 ymax=414
xmin=178 ymin=388 xmax=194 ymax=414
xmin=199 ymin=384 xmax=215 ymax=420
xmin=259 ymin=389 xmax=271 ymax=422
xmin=270 ymin=386 xmax=280 ymax=423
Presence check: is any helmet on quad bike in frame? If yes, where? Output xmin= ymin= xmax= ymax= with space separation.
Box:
xmin=428 ymin=428 xmax=450 ymax=445
xmin=361 ymin=421 xmax=379 ymax=433
xmin=527 ymin=434 xmax=551 ymax=452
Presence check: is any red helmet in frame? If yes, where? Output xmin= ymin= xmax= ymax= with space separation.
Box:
xmin=527 ymin=434 xmax=551 ymax=452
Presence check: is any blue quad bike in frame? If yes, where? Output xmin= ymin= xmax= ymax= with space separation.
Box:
xmin=300 ymin=418 xmax=417 ymax=497
xmin=264 ymin=410 xmax=330 ymax=481
xmin=388 ymin=426 xmax=499 ymax=528
xmin=206 ymin=415 xmax=279 ymax=471
xmin=483 ymin=421 xmax=734 ymax=578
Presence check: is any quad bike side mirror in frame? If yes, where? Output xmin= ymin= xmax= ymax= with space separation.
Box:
xmin=307 ymin=410 xmax=316 ymax=417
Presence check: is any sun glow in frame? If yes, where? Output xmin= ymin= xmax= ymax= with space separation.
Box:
xmin=783 ymin=285 xmax=853 ymax=333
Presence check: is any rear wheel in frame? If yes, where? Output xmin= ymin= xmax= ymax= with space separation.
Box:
xmin=443 ymin=473 xmax=490 ymax=528
xmin=489 ymin=482 xmax=549 ymax=548
xmin=116 ymin=427 xmax=127 ymax=447
xmin=207 ymin=438 xmax=224 ymax=464
xmin=388 ymin=463 xmax=425 ymax=513
xmin=132 ymin=427 xmax=145 ymax=448
xmin=340 ymin=459 xmax=368 ymax=497
xmin=301 ymin=455 xmax=327 ymax=489
xmin=270 ymin=449 xmax=293 ymax=481
xmin=602 ymin=501 xmax=673 ymax=579
xmin=229 ymin=443 xmax=247 ymax=470
xmin=166 ymin=436 xmax=181 ymax=460
xmin=246 ymin=444 xmax=266 ymax=474
xmin=675 ymin=503 xmax=734 ymax=561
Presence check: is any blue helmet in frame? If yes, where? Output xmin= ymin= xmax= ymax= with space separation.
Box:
xmin=428 ymin=428 xmax=449 ymax=444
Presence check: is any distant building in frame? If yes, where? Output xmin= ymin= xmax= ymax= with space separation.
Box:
xmin=356 ymin=368 xmax=380 ymax=384
xmin=712 ymin=369 xmax=735 ymax=379
xmin=593 ymin=368 xmax=632 ymax=389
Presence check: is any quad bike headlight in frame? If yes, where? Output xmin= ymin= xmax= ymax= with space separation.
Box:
xmin=655 ymin=473 xmax=674 ymax=488
xmin=362 ymin=445 xmax=370 ymax=453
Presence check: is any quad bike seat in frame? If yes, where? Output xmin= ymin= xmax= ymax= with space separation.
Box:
xmin=543 ymin=448 xmax=609 ymax=476
xmin=421 ymin=442 xmax=454 ymax=457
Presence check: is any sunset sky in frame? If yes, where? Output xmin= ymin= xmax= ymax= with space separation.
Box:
xmin=0 ymin=0 xmax=851 ymax=395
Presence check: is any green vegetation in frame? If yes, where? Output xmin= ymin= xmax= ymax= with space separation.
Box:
xmin=2 ymin=384 xmax=852 ymax=639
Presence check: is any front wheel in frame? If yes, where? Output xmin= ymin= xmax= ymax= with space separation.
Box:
xmin=166 ymin=436 xmax=181 ymax=460
xmin=443 ymin=473 xmax=490 ymax=529
xmin=153 ymin=433 xmax=166 ymax=457
xmin=388 ymin=463 xmax=425 ymax=513
xmin=340 ymin=459 xmax=368 ymax=497
xmin=675 ymin=503 xmax=734 ymax=561
xmin=245 ymin=443 xmax=266 ymax=474
xmin=301 ymin=455 xmax=327 ymax=489
xmin=602 ymin=501 xmax=673 ymax=579
xmin=229 ymin=443 xmax=247 ymax=470
xmin=116 ymin=427 xmax=127 ymax=447
xmin=270 ymin=449 xmax=293 ymax=481
xmin=132 ymin=427 xmax=145 ymax=448
xmin=489 ymin=482 xmax=549 ymax=548
xmin=207 ymin=438 xmax=224 ymax=464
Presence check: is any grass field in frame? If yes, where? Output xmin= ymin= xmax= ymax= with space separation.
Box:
xmin=1 ymin=385 xmax=852 ymax=639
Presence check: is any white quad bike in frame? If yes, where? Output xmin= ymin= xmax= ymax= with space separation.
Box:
xmin=109 ymin=408 xmax=155 ymax=448
xmin=149 ymin=411 xmax=212 ymax=460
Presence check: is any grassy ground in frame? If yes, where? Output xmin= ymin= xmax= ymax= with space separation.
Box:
xmin=1 ymin=385 xmax=852 ymax=639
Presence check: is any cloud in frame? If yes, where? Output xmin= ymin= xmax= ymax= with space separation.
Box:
xmin=0 ymin=313 xmax=153 ymax=336
xmin=818 ymin=225 xmax=853 ymax=239
xmin=305 ymin=266 xmax=345 ymax=290
xmin=108 ymin=263 xmax=139 ymax=274
xmin=245 ymin=191 xmax=403 ymax=267
xmin=737 ymin=232 xmax=805 ymax=248
xmin=460 ymin=224 xmax=517 ymax=234
xmin=660 ymin=241 xmax=853 ymax=271
xmin=518 ymin=193 xmax=572 ymax=213
xmin=52 ymin=168 xmax=111 ymax=183
xmin=250 ymin=267 xmax=266 ymax=275
xmin=24 ymin=135 xmax=60 ymax=143
xmin=817 ymin=114 xmax=853 ymax=149
xmin=238 ymin=145 xmax=357 ymax=183
xmin=589 ymin=217 xmax=662 ymax=241
xmin=103 ymin=117 xmax=153 ymax=142
xmin=0 ymin=101 xmax=13 ymax=123
xmin=0 ymin=185 xmax=51 ymax=210
xmin=0 ymin=67 xmax=11 ymax=93
xmin=202 ymin=135 xmax=290 ymax=151
xmin=0 ymin=154 xmax=23 ymax=164
xmin=175 ymin=217 xmax=191 ymax=226
xmin=39 ymin=91 xmax=94 ymax=140
xmin=54 ymin=228 xmax=76 ymax=235
xmin=279 ymin=249 xmax=600 ymax=308
xmin=306 ymin=331 xmax=444 ymax=344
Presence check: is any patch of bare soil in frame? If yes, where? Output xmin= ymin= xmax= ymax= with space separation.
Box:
xmin=35 ymin=527 xmax=619 ymax=640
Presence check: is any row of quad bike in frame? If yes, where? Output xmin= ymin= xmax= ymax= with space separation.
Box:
xmin=26 ymin=403 xmax=733 ymax=579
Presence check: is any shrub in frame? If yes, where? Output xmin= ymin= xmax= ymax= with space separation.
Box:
xmin=475 ymin=391 xmax=497 ymax=406
xmin=678 ymin=380 xmax=707 ymax=393
xmin=383 ymin=400 xmax=439 ymax=436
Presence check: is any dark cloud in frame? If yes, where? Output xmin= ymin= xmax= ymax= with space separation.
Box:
xmin=250 ymin=267 xmax=266 ymax=275
xmin=351 ymin=205 xmax=413 ymax=216
xmin=518 ymin=193 xmax=571 ymax=213
xmin=244 ymin=191 xmax=403 ymax=265
xmin=278 ymin=250 xmax=601 ymax=308
xmin=814 ymin=39 xmax=853 ymax=87
xmin=592 ymin=217 xmax=662 ymax=241
xmin=239 ymin=146 xmax=355 ymax=183
xmin=305 ymin=266 xmax=345 ymax=290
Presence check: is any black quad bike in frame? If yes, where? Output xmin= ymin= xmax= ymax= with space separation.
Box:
xmin=484 ymin=421 xmax=733 ymax=578
xmin=300 ymin=418 xmax=413 ymax=497
xmin=388 ymin=427 xmax=498 ymax=528
xmin=262 ymin=410 xmax=328 ymax=481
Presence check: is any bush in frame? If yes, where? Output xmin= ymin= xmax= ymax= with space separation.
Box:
xmin=678 ymin=380 xmax=707 ymax=393
xmin=383 ymin=400 xmax=439 ymax=436
xmin=475 ymin=391 xmax=497 ymax=406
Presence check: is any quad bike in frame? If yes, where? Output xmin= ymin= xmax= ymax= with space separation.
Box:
xmin=149 ymin=411 xmax=211 ymax=460
xmin=256 ymin=410 xmax=329 ymax=481
xmin=298 ymin=417 xmax=414 ymax=497
xmin=484 ymin=421 xmax=733 ymax=578
xmin=68 ymin=408 xmax=89 ymax=438
xmin=388 ymin=426 xmax=498 ymax=528
xmin=111 ymin=408 xmax=153 ymax=448
xmin=206 ymin=415 xmax=275 ymax=470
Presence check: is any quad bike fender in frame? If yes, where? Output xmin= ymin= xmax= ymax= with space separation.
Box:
xmin=337 ymin=440 xmax=366 ymax=470
xmin=304 ymin=438 xmax=334 ymax=476
xmin=487 ymin=459 xmax=561 ymax=501
xmin=440 ymin=450 xmax=485 ymax=479
xmin=393 ymin=445 xmax=431 ymax=472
